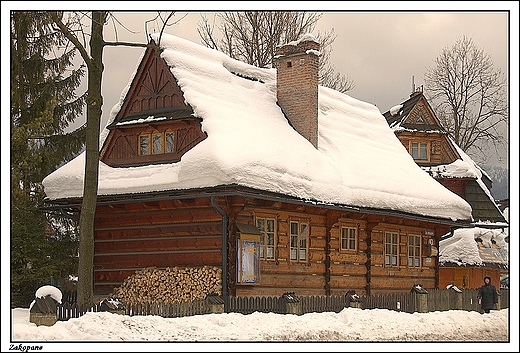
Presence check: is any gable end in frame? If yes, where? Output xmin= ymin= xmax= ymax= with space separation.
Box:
xmin=111 ymin=44 xmax=192 ymax=125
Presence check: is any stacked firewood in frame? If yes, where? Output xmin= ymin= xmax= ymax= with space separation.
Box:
xmin=110 ymin=266 xmax=222 ymax=304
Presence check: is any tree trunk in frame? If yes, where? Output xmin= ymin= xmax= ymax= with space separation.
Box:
xmin=76 ymin=11 xmax=106 ymax=307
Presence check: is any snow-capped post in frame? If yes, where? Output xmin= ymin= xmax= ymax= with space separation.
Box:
xmin=411 ymin=284 xmax=429 ymax=313
xmin=99 ymin=298 xmax=125 ymax=315
xmin=273 ymin=34 xmax=320 ymax=148
xmin=346 ymin=290 xmax=362 ymax=309
xmin=29 ymin=285 xmax=63 ymax=326
xmin=281 ymin=292 xmax=302 ymax=315
xmin=446 ymin=283 xmax=463 ymax=310
xmin=205 ymin=293 xmax=225 ymax=314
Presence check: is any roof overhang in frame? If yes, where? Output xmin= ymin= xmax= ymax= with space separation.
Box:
xmin=42 ymin=184 xmax=473 ymax=228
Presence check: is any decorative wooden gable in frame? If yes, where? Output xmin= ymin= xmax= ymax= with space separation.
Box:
xmin=386 ymin=93 xmax=460 ymax=166
xmin=100 ymin=42 xmax=206 ymax=167
xmin=401 ymin=95 xmax=441 ymax=130
xmin=114 ymin=42 xmax=191 ymax=122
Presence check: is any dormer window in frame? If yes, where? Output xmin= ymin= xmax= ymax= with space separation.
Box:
xmin=140 ymin=130 xmax=176 ymax=155
xmin=140 ymin=135 xmax=150 ymax=155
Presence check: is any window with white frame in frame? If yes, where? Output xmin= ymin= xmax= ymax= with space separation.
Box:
xmin=290 ymin=221 xmax=308 ymax=262
xmin=385 ymin=231 xmax=399 ymax=267
xmin=408 ymin=235 xmax=421 ymax=267
xmin=256 ymin=217 xmax=276 ymax=260
xmin=341 ymin=226 xmax=357 ymax=251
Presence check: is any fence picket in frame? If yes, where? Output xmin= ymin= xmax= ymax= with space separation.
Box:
xmin=53 ymin=288 xmax=508 ymax=321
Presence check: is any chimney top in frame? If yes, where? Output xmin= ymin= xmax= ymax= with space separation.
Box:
xmin=274 ymin=34 xmax=320 ymax=148
xmin=275 ymin=33 xmax=321 ymax=58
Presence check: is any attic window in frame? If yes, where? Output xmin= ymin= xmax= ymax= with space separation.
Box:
xmin=139 ymin=131 xmax=176 ymax=155
xmin=410 ymin=141 xmax=429 ymax=161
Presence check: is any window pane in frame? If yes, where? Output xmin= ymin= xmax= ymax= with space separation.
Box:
xmin=140 ymin=135 xmax=149 ymax=155
xmin=300 ymin=224 xmax=308 ymax=236
xmin=267 ymin=219 xmax=274 ymax=232
xmin=290 ymin=222 xmax=298 ymax=235
xmin=290 ymin=235 xmax=298 ymax=248
xmin=290 ymin=248 xmax=297 ymax=260
xmin=420 ymin=143 xmax=428 ymax=160
xmin=257 ymin=219 xmax=265 ymax=231
xmin=152 ymin=133 xmax=162 ymax=154
xmin=299 ymin=249 xmax=306 ymax=260
xmin=349 ymin=238 xmax=356 ymax=250
xmin=409 ymin=258 xmax=413 ymax=267
xmin=165 ymin=132 xmax=175 ymax=153
xmin=267 ymin=247 xmax=274 ymax=259
xmin=411 ymin=142 xmax=418 ymax=159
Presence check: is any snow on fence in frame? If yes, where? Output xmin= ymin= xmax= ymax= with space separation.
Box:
xmin=55 ymin=289 xmax=509 ymax=321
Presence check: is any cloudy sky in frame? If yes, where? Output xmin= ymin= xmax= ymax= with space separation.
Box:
xmin=3 ymin=3 xmax=517 ymax=168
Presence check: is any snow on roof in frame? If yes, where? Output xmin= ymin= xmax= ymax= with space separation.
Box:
xmin=439 ymin=227 xmax=508 ymax=266
xmin=42 ymin=33 xmax=472 ymax=222
xmin=29 ymin=285 xmax=63 ymax=310
xmin=423 ymin=137 xmax=505 ymax=223
xmin=389 ymin=104 xmax=403 ymax=116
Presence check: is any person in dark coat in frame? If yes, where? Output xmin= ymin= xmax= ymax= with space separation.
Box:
xmin=477 ymin=275 xmax=499 ymax=313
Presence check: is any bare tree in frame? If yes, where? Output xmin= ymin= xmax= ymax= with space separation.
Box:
xmin=198 ymin=11 xmax=354 ymax=93
xmin=50 ymin=11 xmax=182 ymax=306
xmin=424 ymin=36 xmax=508 ymax=162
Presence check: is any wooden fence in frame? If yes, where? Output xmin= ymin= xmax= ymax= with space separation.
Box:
xmin=55 ymin=288 xmax=509 ymax=321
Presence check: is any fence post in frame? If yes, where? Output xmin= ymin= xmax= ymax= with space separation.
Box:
xmin=411 ymin=284 xmax=429 ymax=313
xmin=281 ymin=292 xmax=302 ymax=315
xmin=446 ymin=285 xmax=463 ymax=310
xmin=30 ymin=296 xmax=58 ymax=326
xmin=346 ymin=290 xmax=362 ymax=309
xmin=206 ymin=294 xmax=225 ymax=314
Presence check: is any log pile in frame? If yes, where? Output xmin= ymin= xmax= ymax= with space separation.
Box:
xmin=110 ymin=266 xmax=222 ymax=305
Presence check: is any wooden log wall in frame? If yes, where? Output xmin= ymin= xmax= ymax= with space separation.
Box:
xmin=438 ymin=266 xmax=501 ymax=290
xmin=93 ymin=197 xmax=222 ymax=295
xmin=92 ymin=193 xmax=451 ymax=297
xmin=229 ymin=197 xmax=448 ymax=297
xmin=366 ymin=222 xmax=440 ymax=294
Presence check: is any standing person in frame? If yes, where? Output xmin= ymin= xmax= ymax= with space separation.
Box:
xmin=477 ymin=275 xmax=499 ymax=313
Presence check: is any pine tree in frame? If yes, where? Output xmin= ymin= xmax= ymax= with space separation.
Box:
xmin=11 ymin=11 xmax=85 ymax=307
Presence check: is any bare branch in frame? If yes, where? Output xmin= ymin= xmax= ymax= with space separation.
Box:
xmin=424 ymin=36 xmax=507 ymax=160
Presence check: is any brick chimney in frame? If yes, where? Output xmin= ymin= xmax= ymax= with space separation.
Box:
xmin=274 ymin=34 xmax=321 ymax=148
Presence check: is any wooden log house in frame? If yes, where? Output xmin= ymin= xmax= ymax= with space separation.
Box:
xmin=43 ymin=34 xmax=473 ymax=300
xmin=382 ymin=87 xmax=508 ymax=291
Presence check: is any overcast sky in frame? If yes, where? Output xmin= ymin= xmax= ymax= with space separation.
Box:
xmin=3 ymin=3 xmax=518 ymax=169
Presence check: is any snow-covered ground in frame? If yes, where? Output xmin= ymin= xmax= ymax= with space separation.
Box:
xmin=8 ymin=306 xmax=517 ymax=352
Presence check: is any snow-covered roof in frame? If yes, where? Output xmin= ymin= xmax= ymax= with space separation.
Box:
xmin=439 ymin=227 xmax=508 ymax=267
xmin=424 ymin=138 xmax=506 ymax=226
xmin=42 ymin=33 xmax=472 ymax=222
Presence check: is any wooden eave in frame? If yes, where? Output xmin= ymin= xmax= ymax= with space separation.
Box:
xmin=42 ymin=184 xmax=473 ymax=229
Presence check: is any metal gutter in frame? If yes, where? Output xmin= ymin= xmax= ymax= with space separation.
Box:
xmin=210 ymin=195 xmax=228 ymax=311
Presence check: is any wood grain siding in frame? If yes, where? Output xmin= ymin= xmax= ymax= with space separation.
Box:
xmin=366 ymin=223 xmax=440 ymax=294
xmin=93 ymin=198 xmax=223 ymax=294
xmin=100 ymin=118 xmax=206 ymax=167
xmin=91 ymin=192 xmax=452 ymax=296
